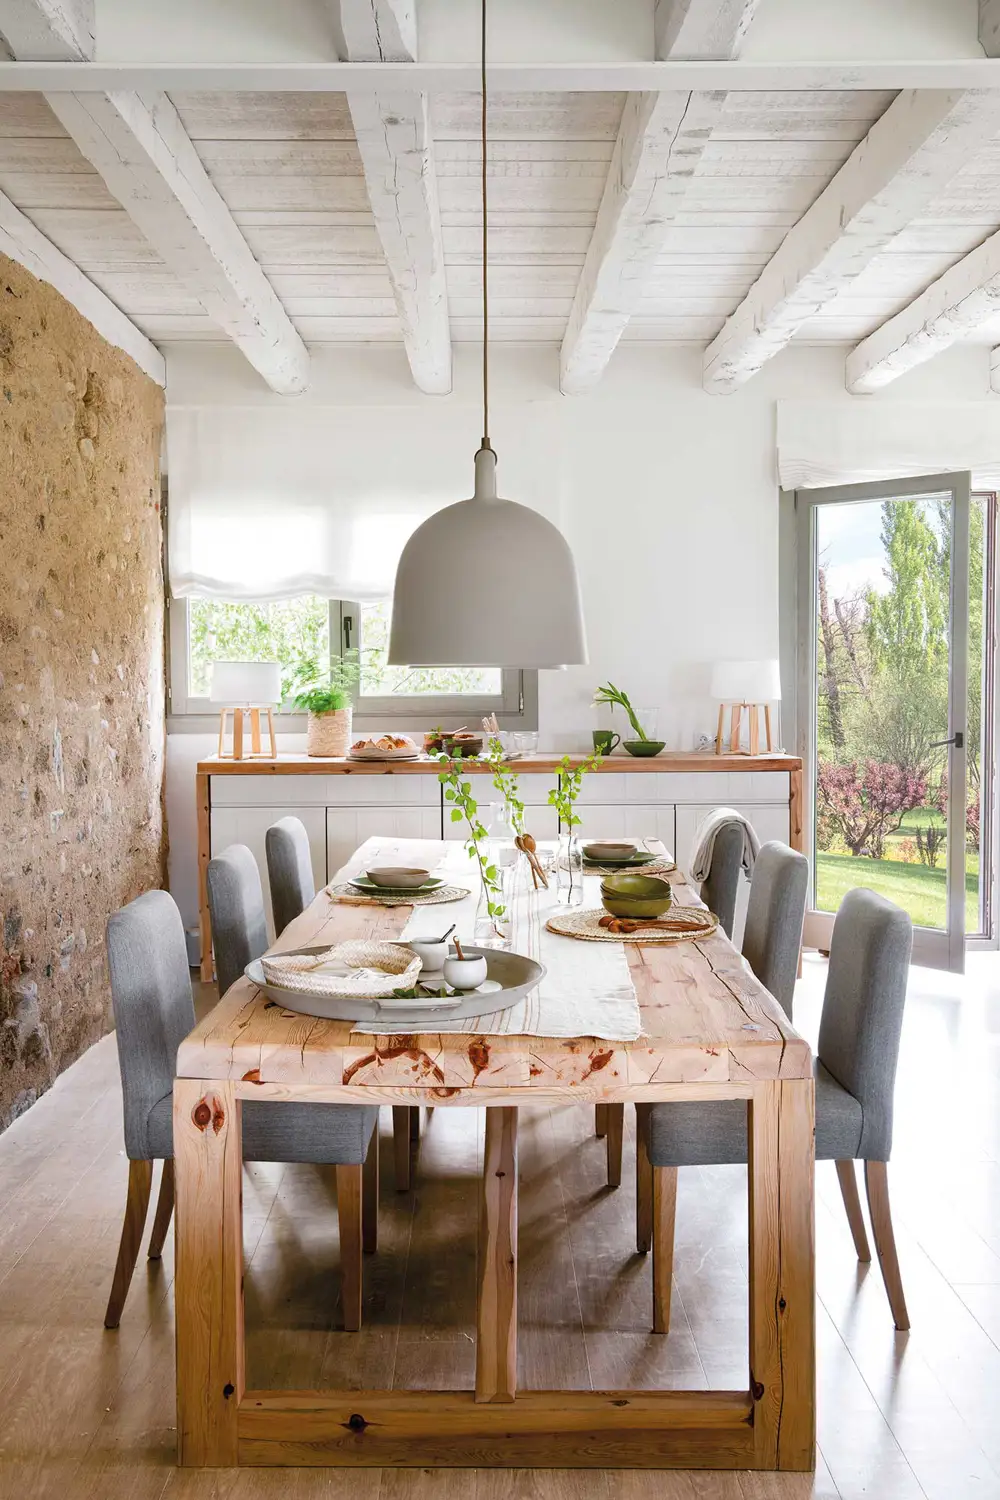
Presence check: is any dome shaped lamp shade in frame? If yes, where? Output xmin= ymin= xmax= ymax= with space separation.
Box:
xmin=388 ymin=447 xmax=587 ymax=668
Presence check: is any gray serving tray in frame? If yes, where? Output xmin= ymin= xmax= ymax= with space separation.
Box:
xmin=245 ymin=943 xmax=545 ymax=1026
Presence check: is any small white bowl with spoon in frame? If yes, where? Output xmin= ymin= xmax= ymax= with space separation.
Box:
xmin=408 ymin=924 xmax=456 ymax=974
xmin=443 ymin=937 xmax=488 ymax=991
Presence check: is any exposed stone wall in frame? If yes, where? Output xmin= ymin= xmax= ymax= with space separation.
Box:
xmin=0 ymin=254 xmax=166 ymax=1130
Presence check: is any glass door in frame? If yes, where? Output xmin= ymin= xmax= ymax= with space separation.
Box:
xmin=796 ymin=473 xmax=971 ymax=972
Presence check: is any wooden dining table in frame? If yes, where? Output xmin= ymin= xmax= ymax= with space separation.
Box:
xmin=173 ymin=836 xmax=815 ymax=1472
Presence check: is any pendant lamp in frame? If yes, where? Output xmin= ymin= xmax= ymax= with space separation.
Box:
xmin=387 ymin=0 xmax=587 ymax=669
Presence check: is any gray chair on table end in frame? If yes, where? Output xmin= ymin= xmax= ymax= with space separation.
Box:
xmin=104 ymin=887 xmax=378 ymax=1332
xmin=637 ymin=886 xmax=913 ymax=1333
xmin=266 ymin=815 xmax=316 ymax=939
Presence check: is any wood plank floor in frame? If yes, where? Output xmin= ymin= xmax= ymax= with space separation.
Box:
xmin=1 ymin=952 xmax=1000 ymax=1497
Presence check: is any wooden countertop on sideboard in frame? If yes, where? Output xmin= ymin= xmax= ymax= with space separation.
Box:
xmin=197 ymin=752 xmax=802 ymax=776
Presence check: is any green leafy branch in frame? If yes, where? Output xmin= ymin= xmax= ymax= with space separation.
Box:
xmin=593 ymin=681 xmax=647 ymax=740
xmin=486 ymin=735 xmax=525 ymax=836
xmin=437 ymin=753 xmax=506 ymax=930
xmin=548 ymin=752 xmax=603 ymax=830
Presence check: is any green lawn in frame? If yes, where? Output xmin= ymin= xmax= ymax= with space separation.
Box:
xmin=816 ymin=851 xmax=980 ymax=931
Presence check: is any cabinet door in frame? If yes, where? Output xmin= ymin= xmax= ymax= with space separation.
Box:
xmin=326 ymin=806 xmax=441 ymax=883
xmin=210 ymin=805 xmax=327 ymax=939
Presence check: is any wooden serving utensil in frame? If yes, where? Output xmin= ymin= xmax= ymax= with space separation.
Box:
xmin=598 ymin=914 xmax=678 ymax=935
xmin=515 ymin=832 xmax=549 ymax=889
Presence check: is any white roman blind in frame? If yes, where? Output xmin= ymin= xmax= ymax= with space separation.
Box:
xmin=777 ymin=400 xmax=1000 ymax=492
xmin=167 ymin=401 xmax=565 ymax=602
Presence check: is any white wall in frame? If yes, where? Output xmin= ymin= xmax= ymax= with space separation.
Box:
xmin=163 ymin=339 xmax=994 ymax=929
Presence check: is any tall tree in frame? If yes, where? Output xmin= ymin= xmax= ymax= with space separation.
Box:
xmin=818 ymin=566 xmax=845 ymax=750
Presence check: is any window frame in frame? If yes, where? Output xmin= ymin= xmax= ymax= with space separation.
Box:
xmin=166 ymin=595 xmax=538 ymax=734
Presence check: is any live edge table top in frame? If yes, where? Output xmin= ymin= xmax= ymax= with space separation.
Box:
xmin=178 ymin=838 xmax=811 ymax=1100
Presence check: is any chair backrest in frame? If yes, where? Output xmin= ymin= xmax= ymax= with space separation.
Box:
xmin=106 ymin=889 xmax=196 ymax=1160
xmin=700 ymin=820 xmax=745 ymax=940
xmin=207 ymin=843 xmax=269 ymax=998
xmin=741 ymin=840 xmax=808 ymax=1019
xmin=818 ymin=887 xmax=913 ymax=1161
xmin=266 ymin=816 xmax=316 ymax=937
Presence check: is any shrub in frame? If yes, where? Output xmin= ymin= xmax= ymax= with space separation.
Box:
xmin=817 ymin=759 xmax=927 ymax=860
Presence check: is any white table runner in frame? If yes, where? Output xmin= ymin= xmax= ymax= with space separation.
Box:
xmin=349 ymin=845 xmax=644 ymax=1041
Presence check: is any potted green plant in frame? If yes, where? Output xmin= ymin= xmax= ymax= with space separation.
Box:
xmin=292 ymin=654 xmax=360 ymax=758
xmin=593 ymin=682 xmax=665 ymax=757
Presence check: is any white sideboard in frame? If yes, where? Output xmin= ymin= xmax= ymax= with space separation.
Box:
xmin=198 ymin=754 xmax=802 ymax=976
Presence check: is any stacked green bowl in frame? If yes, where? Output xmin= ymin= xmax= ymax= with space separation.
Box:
xmin=600 ymin=872 xmax=674 ymax=919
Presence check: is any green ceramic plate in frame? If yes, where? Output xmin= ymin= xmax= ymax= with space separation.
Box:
xmin=583 ymin=850 xmax=658 ymax=867
xmin=349 ymin=875 xmax=444 ymax=896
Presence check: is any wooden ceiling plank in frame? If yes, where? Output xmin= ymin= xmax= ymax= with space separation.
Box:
xmin=0 ymin=0 xmax=309 ymax=392
xmin=703 ymin=90 xmax=1000 ymax=393
xmin=559 ymin=0 xmax=759 ymax=396
xmin=0 ymin=184 xmax=164 ymax=380
xmin=334 ymin=0 xmax=451 ymax=395
xmin=845 ymin=226 xmax=1000 ymax=391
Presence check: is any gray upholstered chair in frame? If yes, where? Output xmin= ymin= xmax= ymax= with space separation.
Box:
xmin=700 ymin=818 xmax=746 ymax=942
xmin=103 ymin=888 xmax=379 ymax=1331
xmin=265 ymin=815 xmax=316 ymax=938
xmin=207 ymin=842 xmax=270 ymax=999
xmin=636 ymin=887 xmax=913 ymax=1332
xmin=600 ymin=840 xmax=807 ymax=1187
xmin=740 ymin=840 xmax=809 ymax=1019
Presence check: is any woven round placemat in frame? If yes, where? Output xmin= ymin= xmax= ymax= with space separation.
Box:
xmin=545 ymin=905 xmax=718 ymax=943
xmin=326 ymin=882 xmax=472 ymax=907
xmin=574 ymin=858 xmax=679 ymax=879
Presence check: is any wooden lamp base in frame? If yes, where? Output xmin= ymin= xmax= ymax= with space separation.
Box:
xmin=715 ymin=701 xmax=773 ymax=756
xmin=217 ymin=706 xmax=277 ymax=760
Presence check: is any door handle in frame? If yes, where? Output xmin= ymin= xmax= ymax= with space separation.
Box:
xmin=930 ymin=732 xmax=964 ymax=749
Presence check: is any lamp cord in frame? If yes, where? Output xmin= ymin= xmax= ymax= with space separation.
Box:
xmin=481 ymin=0 xmax=490 ymax=450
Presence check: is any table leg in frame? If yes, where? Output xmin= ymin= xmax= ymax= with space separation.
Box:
xmin=748 ymin=1078 xmax=815 ymax=1472
xmin=174 ymin=1078 xmax=244 ymax=1466
xmin=476 ymin=1106 xmax=518 ymax=1404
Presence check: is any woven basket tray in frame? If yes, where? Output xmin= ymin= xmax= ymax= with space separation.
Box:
xmin=546 ymin=905 xmax=718 ymax=944
xmin=260 ymin=940 xmax=421 ymax=997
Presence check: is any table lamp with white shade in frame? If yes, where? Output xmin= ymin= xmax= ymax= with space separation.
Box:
xmin=210 ymin=660 xmax=281 ymax=760
xmin=710 ymin=659 xmax=782 ymax=756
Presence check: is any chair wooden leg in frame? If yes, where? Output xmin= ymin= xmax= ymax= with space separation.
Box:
xmin=594 ymin=1103 xmax=608 ymax=1138
xmin=147 ymin=1159 xmax=175 ymax=1260
xmin=652 ymin=1165 xmax=677 ymax=1335
xmin=392 ymin=1106 xmax=411 ymax=1192
xmin=835 ymin=1158 xmax=871 ymax=1263
xmin=864 ymin=1161 xmax=910 ymax=1331
xmin=605 ymin=1102 xmax=624 ymax=1189
xmin=337 ymin=1163 xmax=364 ymax=1331
xmin=104 ymin=1158 xmax=153 ymax=1329
xmin=635 ymin=1106 xmax=652 ymax=1253
xmin=362 ymin=1133 xmax=379 ymax=1256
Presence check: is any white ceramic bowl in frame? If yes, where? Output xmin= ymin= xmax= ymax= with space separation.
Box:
xmin=366 ymin=866 xmax=431 ymax=890
xmin=408 ymin=938 xmax=449 ymax=972
xmin=443 ymin=954 xmax=488 ymax=991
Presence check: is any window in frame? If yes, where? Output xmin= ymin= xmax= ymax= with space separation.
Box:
xmin=169 ymin=595 xmax=534 ymax=729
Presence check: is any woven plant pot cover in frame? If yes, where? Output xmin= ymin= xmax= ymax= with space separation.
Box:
xmin=306 ymin=707 xmax=352 ymax=757
xmin=327 ymin=882 xmax=472 ymax=907
xmin=546 ymin=905 xmax=719 ymax=944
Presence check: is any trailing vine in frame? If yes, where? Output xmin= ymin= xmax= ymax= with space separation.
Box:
xmin=436 ymin=752 xmax=506 ymax=931
xmin=486 ymin=735 xmax=525 ymax=835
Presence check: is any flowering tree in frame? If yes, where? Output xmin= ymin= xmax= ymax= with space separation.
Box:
xmin=817 ymin=760 xmax=927 ymax=859
xmin=934 ymin=774 xmax=981 ymax=851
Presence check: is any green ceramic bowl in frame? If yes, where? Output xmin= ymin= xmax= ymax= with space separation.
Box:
xmin=623 ymin=739 xmax=666 ymax=757
xmin=600 ymin=872 xmax=673 ymax=919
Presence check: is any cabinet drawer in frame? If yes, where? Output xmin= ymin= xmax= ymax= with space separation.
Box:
xmin=326 ymin=806 xmax=441 ymax=883
xmin=576 ymin=804 xmax=676 ymax=850
xmin=211 ymin=774 xmax=330 ymax=808
xmin=210 ymin=805 xmax=327 ymax=939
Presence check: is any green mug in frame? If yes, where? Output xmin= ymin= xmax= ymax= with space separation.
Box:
xmin=592 ymin=729 xmax=620 ymax=754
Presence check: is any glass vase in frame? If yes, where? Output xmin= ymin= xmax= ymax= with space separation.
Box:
xmin=557 ymin=832 xmax=585 ymax=906
xmin=474 ymin=876 xmax=509 ymax=948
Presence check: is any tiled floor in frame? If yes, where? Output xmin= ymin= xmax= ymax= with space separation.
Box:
xmin=1 ymin=952 xmax=1000 ymax=1497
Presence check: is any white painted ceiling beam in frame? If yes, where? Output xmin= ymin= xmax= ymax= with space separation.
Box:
xmin=560 ymin=0 xmax=758 ymax=395
xmin=44 ymin=90 xmax=310 ymax=394
xmin=0 ymin=186 xmax=164 ymax=383
xmin=846 ymin=228 xmax=1000 ymax=392
xmin=703 ymin=90 xmax=1000 ymax=393
xmin=0 ymin=0 xmax=309 ymax=394
xmin=0 ymin=0 xmax=91 ymax=60
xmin=335 ymin=0 xmax=451 ymax=394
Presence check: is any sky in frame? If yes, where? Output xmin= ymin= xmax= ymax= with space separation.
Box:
xmin=817 ymin=494 xmax=949 ymax=603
